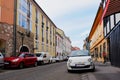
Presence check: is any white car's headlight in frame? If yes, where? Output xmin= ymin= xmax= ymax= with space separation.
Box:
xmin=68 ymin=59 xmax=72 ymax=63
xmin=88 ymin=58 xmax=92 ymax=62
xmin=12 ymin=58 xmax=19 ymax=62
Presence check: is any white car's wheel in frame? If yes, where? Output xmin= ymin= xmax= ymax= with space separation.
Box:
xmin=91 ymin=66 xmax=95 ymax=72
xmin=34 ymin=61 xmax=37 ymax=67
xmin=67 ymin=69 xmax=72 ymax=73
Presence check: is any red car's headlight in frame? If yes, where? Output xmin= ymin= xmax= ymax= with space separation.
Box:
xmin=12 ymin=58 xmax=19 ymax=62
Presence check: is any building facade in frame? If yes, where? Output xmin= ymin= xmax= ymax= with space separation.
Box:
xmin=64 ymin=36 xmax=71 ymax=55
xmin=0 ymin=0 xmax=67 ymax=57
xmin=0 ymin=0 xmax=34 ymax=56
xmin=103 ymin=0 xmax=120 ymax=67
xmin=88 ymin=2 xmax=108 ymax=62
xmin=56 ymin=28 xmax=71 ymax=57
xmin=56 ymin=28 xmax=63 ymax=57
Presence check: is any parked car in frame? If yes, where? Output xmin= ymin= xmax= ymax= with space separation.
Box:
xmin=56 ymin=56 xmax=63 ymax=62
xmin=67 ymin=50 xmax=95 ymax=72
xmin=4 ymin=52 xmax=37 ymax=69
xmin=63 ymin=55 xmax=68 ymax=61
xmin=35 ymin=52 xmax=51 ymax=64
xmin=50 ymin=56 xmax=56 ymax=63
xmin=0 ymin=52 xmax=4 ymax=67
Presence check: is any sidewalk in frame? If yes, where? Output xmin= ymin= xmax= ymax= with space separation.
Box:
xmin=88 ymin=62 xmax=120 ymax=80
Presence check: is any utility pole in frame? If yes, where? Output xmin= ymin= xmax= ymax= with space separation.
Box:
xmin=13 ymin=0 xmax=17 ymax=56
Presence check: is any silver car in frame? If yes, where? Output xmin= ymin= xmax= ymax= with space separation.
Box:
xmin=0 ymin=53 xmax=4 ymax=67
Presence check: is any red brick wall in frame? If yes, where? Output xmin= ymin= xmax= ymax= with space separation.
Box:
xmin=0 ymin=0 xmax=14 ymax=24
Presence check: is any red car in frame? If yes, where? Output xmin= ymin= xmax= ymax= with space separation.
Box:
xmin=4 ymin=52 xmax=37 ymax=69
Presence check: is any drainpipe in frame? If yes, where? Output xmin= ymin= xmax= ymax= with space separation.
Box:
xmin=13 ymin=0 xmax=17 ymax=56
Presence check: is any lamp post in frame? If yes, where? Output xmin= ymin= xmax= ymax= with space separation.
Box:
xmin=21 ymin=33 xmax=25 ymax=52
xmin=18 ymin=31 xmax=25 ymax=52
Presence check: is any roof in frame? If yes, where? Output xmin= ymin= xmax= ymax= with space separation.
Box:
xmin=104 ymin=0 xmax=120 ymax=17
xmin=88 ymin=3 xmax=103 ymax=40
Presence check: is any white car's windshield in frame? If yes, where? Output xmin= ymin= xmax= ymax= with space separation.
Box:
xmin=69 ymin=50 xmax=90 ymax=57
xmin=36 ymin=53 xmax=42 ymax=57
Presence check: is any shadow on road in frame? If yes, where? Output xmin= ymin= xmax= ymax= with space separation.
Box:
xmin=67 ymin=70 xmax=95 ymax=74
xmin=95 ymin=62 xmax=111 ymax=67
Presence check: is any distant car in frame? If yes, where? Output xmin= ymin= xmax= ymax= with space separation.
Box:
xmin=63 ymin=55 xmax=68 ymax=61
xmin=50 ymin=56 xmax=56 ymax=63
xmin=56 ymin=56 xmax=63 ymax=62
xmin=67 ymin=50 xmax=95 ymax=72
xmin=4 ymin=52 xmax=37 ymax=69
xmin=0 ymin=52 xmax=4 ymax=67
xmin=35 ymin=52 xmax=51 ymax=64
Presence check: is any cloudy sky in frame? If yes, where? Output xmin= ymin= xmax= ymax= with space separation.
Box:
xmin=35 ymin=0 xmax=101 ymax=49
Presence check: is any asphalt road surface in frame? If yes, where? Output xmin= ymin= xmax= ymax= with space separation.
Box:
xmin=0 ymin=62 xmax=120 ymax=80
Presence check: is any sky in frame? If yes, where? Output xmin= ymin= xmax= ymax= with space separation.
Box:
xmin=35 ymin=0 xmax=101 ymax=49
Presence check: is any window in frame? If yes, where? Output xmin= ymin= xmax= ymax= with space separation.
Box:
xmin=19 ymin=13 xmax=27 ymax=29
xmin=42 ymin=15 xmax=44 ymax=42
xmin=30 ymin=21 xmax=32 ymax=31
xmin=35 ymin=25 xmax=38 ymax=40
xmin=102 ymin=0 xmax=107 ymax=9
xmin=100 ymin=45 xmax=102 ymax=58
xmin=103 ymin=42 xmax=106 ymax=52
xmin=104 ymin=27 xmax=107 ymax=36
xmin=107 ymin=20 xmax=110 ymax=33
xmin=19 ymin=0 xmax=28 ymax=14
xmin=42 ymin=27 xmax=44 ymax=42
xmin=46 ymin=21 xmax=48 ymax=44
xmin=110 ymin=15 xmax=115 ymax=29
xmin=104 ymin=17 xmax=110 ymax=35
xmin=115 ymin=13 xmax=120 ymax=24
xmin=50 ymin=24 xmax=52 ymax=45
xmin=30 ymin=2 xmax=32 ymax=18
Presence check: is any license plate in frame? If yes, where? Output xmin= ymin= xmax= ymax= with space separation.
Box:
xmin=76 ymin=64 xmax=85 ymax=67
xmin=4 ymin=62 xmax=9 ymax=64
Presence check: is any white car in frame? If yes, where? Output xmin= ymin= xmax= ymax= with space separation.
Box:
xmin=67 ymin=50 xmax=95 ymax=72
xmin=56 ymin=56 xmax=63 ymax=62
xmin=35 ymin=52 xmax=51 ymax=64
xmin=0 ymin=52 xmax=4 ymax=67
xmin=50 ymin=57 xmax=56 ymax=63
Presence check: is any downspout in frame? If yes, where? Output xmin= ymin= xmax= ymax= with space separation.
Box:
xmin=13 ymin=0 xmax=17 ymax=56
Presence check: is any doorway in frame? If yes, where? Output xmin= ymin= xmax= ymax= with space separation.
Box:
xmin=20 ymin=46 xmax=29 ymax=52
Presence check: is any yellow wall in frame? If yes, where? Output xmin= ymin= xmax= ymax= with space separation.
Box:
xmin=90 ymin=22 xmax=108 ymax=62
xmin=16 ymin=0 xmax=56 ymax=56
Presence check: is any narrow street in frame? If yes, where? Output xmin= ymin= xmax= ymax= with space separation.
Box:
xmin=0 ymin=62 xmax=120 ymax=80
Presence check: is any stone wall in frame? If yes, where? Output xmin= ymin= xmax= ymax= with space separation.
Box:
xmin=0 ymin=22 xmax=34 ymax=56
xmin=0 ymin=22 xmax=13 ymax=57
xmin=16 ymin=26 xmax=34 ymax=54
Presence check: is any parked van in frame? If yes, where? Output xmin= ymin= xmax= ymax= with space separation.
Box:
xmin=35 ymin=52 xmax=51 ymax=64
